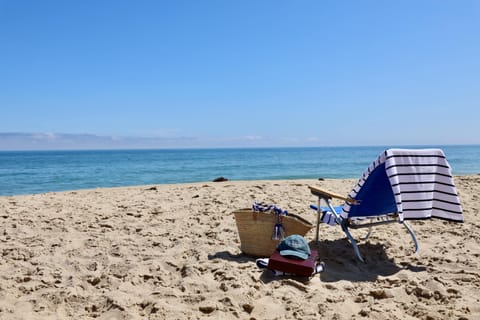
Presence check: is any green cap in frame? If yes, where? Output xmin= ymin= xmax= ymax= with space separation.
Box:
xmin=276 ymin=234 xmax=311 ymax=260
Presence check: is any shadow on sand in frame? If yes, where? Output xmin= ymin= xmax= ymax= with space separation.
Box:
xmin=208 ymin=239 xmax=426 ymax=283
xmin=312 ymin=239 xmax=427 ymax=282
xmin=207 ymin=250 xmax=253 ymax=264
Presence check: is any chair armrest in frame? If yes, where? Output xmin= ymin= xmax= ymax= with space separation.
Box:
xmin=308 ymin=186 xmax=360 ymax=205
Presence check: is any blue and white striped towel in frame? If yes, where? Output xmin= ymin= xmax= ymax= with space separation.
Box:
xmin=343 ymin=149 xmax=463 ymax=222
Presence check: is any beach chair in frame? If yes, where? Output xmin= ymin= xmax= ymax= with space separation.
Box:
xmin=309 ymin=148 xmax=464 ymax=262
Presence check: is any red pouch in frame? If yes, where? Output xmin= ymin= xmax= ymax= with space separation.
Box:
xmin=267 ymin=249 xmax=319 ymax=276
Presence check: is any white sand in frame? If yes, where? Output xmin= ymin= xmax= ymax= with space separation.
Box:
xmin=0 ymin=175 xmax=479 ymax=319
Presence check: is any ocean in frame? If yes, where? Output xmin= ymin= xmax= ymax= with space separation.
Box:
xmin=1 ymin=145 xmax=479 ymax=196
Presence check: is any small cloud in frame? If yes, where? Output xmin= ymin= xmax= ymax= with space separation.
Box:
xmin=281 ymin=137 xmax=300 ymax=143
xmin=110 ymin=135 xmax=124 ymax=141
xmin=243 ymin=135 xmax=263 ymax=141
xmin=32 ymin=132 xmax=58 ymax=141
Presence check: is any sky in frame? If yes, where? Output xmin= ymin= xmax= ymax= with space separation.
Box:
xmin=0 ymin=0 xmax=479 ymax=150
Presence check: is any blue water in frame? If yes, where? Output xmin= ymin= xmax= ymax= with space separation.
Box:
xmin=1 ymin=145 xmax=479 ymax=196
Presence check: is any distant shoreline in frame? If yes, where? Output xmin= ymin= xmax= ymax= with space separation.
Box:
xmin=1 ymin=143 xmax=480 ymax=153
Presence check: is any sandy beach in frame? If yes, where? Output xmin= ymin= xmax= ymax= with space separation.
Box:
xmin=0 ymin=175 xmax=479 ymax=319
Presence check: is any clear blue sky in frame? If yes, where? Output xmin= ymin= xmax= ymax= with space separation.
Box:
xmin=1 ymin=0 xmax=479 ymax=149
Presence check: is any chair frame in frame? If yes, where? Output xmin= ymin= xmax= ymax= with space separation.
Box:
xmin=309 ymin=186 xmax=419 ymax=262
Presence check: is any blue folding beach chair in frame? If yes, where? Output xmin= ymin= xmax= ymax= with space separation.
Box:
xmin=309 ymin=148 xmax=464 ymax=262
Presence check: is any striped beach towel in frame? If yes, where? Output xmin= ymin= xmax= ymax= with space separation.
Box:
xmin=342 ymin=149 xmax=464 ymax=222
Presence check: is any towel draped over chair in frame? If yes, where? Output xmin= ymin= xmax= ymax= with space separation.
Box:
xmin=342 ymin=149 xmax=463 ymax=222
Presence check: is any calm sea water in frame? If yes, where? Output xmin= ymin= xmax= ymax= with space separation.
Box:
xmin=1 ymin=145 xmax=479 ymax=196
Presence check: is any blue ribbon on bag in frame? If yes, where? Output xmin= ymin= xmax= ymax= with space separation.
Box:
xmin=252 ymin=202 xmax=288 ymax=240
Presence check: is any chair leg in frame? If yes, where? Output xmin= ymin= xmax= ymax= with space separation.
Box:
xmin=360 ymin=226 xmax=372 ymax=240
xmin=315 ymin=196 xmax=322 ymax=243
xmin=402 ymin=221 xmax=419 ymax=254
xmin=342 ymin=224 xmax=365 ymax=262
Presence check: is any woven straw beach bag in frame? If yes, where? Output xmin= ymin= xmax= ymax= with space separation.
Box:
xmin=233 ymin=208 xmax=313 ymax=257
